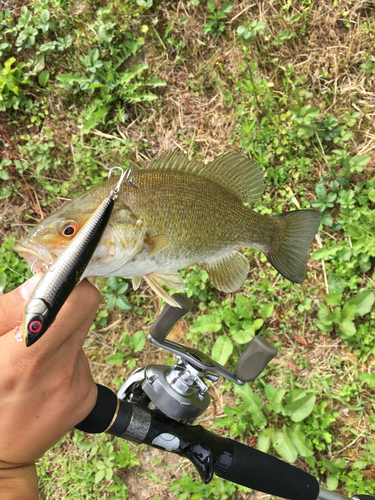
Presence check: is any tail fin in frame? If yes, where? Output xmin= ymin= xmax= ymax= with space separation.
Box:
xmin=267 ymin=210 xmax=322 ymax=284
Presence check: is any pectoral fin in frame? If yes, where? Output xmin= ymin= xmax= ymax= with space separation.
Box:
xmin=202 ymin=251 xmax=249 ymax=293
xmin=132 ymin=275 xmax=142 ymax=290
xmin=145 ymin=234 xmax=170 ymax=257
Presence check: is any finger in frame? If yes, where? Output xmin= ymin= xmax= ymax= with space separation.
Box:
xmin=0 ymin=274 xmax=42 ymax=337
xmin=26 ymin=279 xmax=101 ymax=353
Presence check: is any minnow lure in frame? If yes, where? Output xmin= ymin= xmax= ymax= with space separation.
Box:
xmin=22 ymin=167 xmax=130 ymax=347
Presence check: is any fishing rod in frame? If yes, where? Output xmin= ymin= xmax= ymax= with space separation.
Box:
xmin=75 ymin=294 xmax=374 ymax=500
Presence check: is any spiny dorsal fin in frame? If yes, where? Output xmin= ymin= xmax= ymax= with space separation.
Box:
xmin=147 ymin=149 xmax=203 ymax=174
xmin=146 ymin=149 xmax=264 ymax=203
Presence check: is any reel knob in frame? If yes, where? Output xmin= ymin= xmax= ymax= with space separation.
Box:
xmin=235 ymin=336 xmax=278 ymax=382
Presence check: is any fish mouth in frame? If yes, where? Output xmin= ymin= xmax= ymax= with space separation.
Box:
xmin=13 ymin=240 xmax=55 ymax=273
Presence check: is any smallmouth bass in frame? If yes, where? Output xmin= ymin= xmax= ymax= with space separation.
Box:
xmin=14 ymin=150 xmax=322 ymax=307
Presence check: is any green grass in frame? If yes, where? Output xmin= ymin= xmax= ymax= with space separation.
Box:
xmin=1 ymin=0 xmax=375 ymax=498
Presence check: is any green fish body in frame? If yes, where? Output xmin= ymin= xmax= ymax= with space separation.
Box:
xmin=15 ymin=150 xmax=322 ymax=306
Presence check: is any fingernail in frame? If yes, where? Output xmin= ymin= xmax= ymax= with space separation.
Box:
xmin=19 ymin=273 xmax=43 ymax=301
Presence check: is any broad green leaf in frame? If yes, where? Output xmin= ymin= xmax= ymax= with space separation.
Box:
xmin=56 ymin=73 xmax=81 ymax=84
xmin=347 ymin=225 xmax=364 ymax=239
xmin=149 ymin=77 xmax=167 ymax=87
xmin=271 ymin=427 xmax=298 ymax=463
xmin=341 ymin=302 xmax=356 ymax=320
xmin=82 ymin=106 xmax=109 ymax=134
xmin=287 ymin=425 xmax=314 ymax=457
xmin=95 ymin=469 xmax=106 ymax=484
xmin=106 ymin=294 xmax=116 ymax=310
xmin=122 ymin=332 xmax=131 ymax=346
xmin=351 ymin=154 xmax=370 ymax=167
xmin=222 ymin=308 xmax=240 ymax=326
xmin=40 ymin=9 xmax=50 ymax=23
xmin=234 ymin=383 xmax=261 ymax=407
xmin=253 ymin=318 xmax=264 ymax=330
xmin=325 ymin=293 xmax=341 ymax=306
xmin=4 ymin=57 xmax=16 ymax=69
xmin=206 ymin=0 xmax=216 ymax=12
xmin=117 ymin=282 xmax=129 ymax=294
xmin=349 ymin=290 xmax=374 ymax=316
xmin=190 ymin=314 xmax=222 ymax=333
xmin=326 ymin=474 xmax=339 ymax=491
xmin=311 ymin=245 xmax=341 ymax=261
xmin=264 ymin=384 xmax=285 ymax=413
xmin=328 ymin=274 xmax=346 ymax=294
xmin=260 ymin=303 xmax=273 ymax=318
xmin=284 ymin=393 xmax=316 ymax=422
xmin=107 ymin=276 xmax=118 ymax=290
xmin=211 ymin=335 xmax=233 ymax=366
xmin=116 ymin=296 xmax=132 ymax=311
xmin=131 ymin=330 xmax=146 ymax=352
xmin=34 ymin=55 xmax=45 ymax=73
xmin=222 ymin=1 xmax=233 ymax=13
xmin=315 ymin=184 xmax=327 ymax=199
xmin=318 ymin=302 xmax=333 ymax=326
xmin=107 ymin=352 xmax=125 ymax=365
xmin=359 ymin=372 xmax=375 ymax=388
xmin=231 ymin=327 xmax=254 ymax=344
xmin=338 ymin=318 xmax=356 ymax=337
xmin=234 ymin=384 xmax=266 ymax=428
xmin=77 ymin=440 xmax=92 ymax=451
xmin=235 ymin=295 xmax=253 ymax=319
xmin=38 ymin=70 xmax=49 ymax=86
xmin=257 ymin=427 xmax=274 ymax=453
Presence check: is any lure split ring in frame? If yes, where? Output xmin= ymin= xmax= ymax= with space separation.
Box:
xmin=14 ymin=325 xmax=23 ymax=343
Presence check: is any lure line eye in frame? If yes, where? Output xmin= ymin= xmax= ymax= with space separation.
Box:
xmin=60 ymin=221 xmax=80 ymax=238
xmin=28 ymin=320 xmax=42 ymax=334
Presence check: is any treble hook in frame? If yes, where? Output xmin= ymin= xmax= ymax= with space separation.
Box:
xmin=30 ymin=259 xmax=52 ymax=274
xmin=108 ymin=167 xmax=135 ymax=199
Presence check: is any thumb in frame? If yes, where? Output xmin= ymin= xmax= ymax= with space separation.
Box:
xmin=0 ymin=274 xmax=42 ymax=336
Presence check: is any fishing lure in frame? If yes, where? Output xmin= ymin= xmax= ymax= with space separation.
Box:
xmin=22 ymin=167 xmax=130 ymax=347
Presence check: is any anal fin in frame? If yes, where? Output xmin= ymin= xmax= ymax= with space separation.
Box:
xmin=202 ymin=251 xmax=249 ymax=293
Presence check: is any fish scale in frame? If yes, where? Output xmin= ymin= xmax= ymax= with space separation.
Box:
xmin=120 ymin=170 xmax=271 ymax=257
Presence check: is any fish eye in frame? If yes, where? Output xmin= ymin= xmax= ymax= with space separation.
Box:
xmin=60 ymin=221 xmax=80 ymax=238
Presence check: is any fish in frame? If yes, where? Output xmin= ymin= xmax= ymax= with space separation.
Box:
xmin=14 ymin=149 xmax=322 ymax=307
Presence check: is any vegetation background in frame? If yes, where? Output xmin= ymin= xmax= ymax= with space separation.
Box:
xmin=1 ymin=0 xmax=374 ymax=498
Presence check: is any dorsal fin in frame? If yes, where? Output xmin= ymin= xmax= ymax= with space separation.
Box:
xmin=146 ymin=149 xmax=264 ymax=203
xmin=147 ymin=149 xmax=203 ymax=174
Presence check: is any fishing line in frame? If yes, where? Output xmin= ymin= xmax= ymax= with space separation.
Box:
xmin=0 ymin=260 xmax=26 ymax=279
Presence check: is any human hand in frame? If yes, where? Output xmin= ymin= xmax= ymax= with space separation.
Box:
xmin=0 ymin=275 xmax=100 ymax=497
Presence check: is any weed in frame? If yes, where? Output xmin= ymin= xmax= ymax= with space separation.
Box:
xmin=107 ymin=330 xmax=146 ymax=370
xmin=38 ymin=432 xmax=139 ymax=499
xmin=105 ymin=277 xmax=132 ymax=312
xmin=203 ymin=1 xmax=233 ymax=37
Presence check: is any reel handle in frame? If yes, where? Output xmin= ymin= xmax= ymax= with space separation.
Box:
xmin=149 ymin=293 xmax=192 ymax=342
